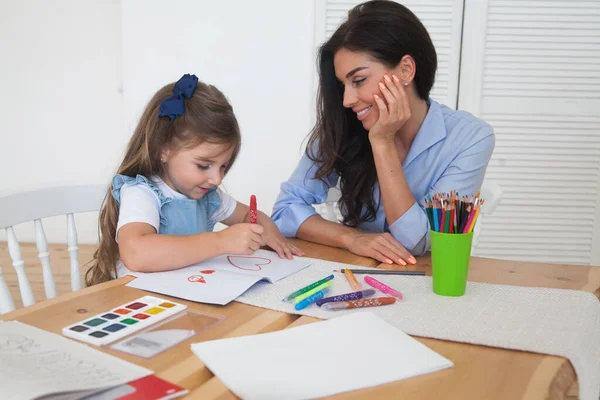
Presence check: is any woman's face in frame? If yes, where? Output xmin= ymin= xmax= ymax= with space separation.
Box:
xmin=333 ymin=48 xmax=396 ymax=131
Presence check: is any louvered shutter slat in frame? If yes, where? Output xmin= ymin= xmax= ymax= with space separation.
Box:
xmin=461 ymin=0 xmax=600 ymax=264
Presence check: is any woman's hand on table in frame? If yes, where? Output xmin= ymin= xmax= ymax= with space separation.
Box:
xmin=346 ymin=231 xmax=416 ymax=266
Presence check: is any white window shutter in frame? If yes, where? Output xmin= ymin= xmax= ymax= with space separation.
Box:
xmin=315 ymin=0 xmax=465 ymax=108
xmin=460 ymin=0 xmax=600 ymax=265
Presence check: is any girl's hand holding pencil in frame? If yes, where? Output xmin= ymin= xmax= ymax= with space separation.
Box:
xmin=426 ymin=190 xmax=484 ymax=234
xmin=216 ymin=224 xmax=264 ymax=255
xmin=223 ymin=195 xmax=304 ymax=259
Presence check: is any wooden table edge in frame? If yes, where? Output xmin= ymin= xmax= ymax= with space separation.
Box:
xmin=1 ymin=276 xmax=135 ymax=320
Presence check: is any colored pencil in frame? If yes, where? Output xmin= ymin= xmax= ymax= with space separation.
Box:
xmin=335 ymin=269 xmax=425 ymax=276
xmin=444 ymin=206 xmax=450 ymax=233
xmin=440 ymin=202 xmax=446 ymax=233
xmin=462 ymin=205 xmax=476 ymax=234
xmin=425 ymin=190 xmax=484 ymax=234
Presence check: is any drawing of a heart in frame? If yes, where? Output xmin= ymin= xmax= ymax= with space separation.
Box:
xmin=188 ymin=275 xmax=206 ymax=283
xmin=200 ymin=270 xmax=215 ymax=274
xmin=227 ymin=256 xmax=271 ymax=271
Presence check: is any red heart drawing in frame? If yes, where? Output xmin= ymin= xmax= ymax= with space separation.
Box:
xmin=227 ymin=256 xmax=271 ymax=271
xmin=188 ymin=275 xmax=206 ymax=283
xmin=200 ymin=270 xmax=215 ymax=274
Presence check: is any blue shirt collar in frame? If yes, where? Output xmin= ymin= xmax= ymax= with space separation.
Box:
xmin=403 ymin=99 xmax=447 ymax=168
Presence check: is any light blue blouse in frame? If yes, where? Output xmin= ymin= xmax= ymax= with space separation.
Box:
xmin=271 ymin=99 xmax=495 ymax=256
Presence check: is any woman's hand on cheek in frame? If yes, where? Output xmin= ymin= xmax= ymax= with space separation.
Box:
xmin=368 ymin=74 xmax=411 ymax=144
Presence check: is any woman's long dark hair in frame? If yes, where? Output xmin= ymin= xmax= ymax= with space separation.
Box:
xmin=307 ymin=0 xmax=437 ymax=227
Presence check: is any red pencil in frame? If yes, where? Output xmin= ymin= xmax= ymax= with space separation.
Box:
xmin=462 ymin=205 xmax=476 ymax=234
xmin=440 ymin=201 xmax=446 ymax=233
xmin=250 ymin=195 xmax=257 ymax=224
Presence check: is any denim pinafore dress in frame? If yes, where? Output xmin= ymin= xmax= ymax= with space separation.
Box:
xmin=111 ymin=174 xmax=221 ymax=235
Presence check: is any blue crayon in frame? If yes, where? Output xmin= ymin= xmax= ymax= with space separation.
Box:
xmin=295 ymin=288 xmax=330 ymax=310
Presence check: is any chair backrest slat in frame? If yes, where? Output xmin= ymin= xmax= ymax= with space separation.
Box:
xmin=0 ymin=184 xmax=106 ymax=314
xmin=6 ymin=226 xmax=35 ymax=307
xmin=67 ymin=213 xmax=82 ymax=292
xmin=0 ymin=267 xmax=16 ymax=313
xmin=35 ymin=219 xmax=57 ymax=299
xmin=0 ymin=185 xmax=107 ymax=229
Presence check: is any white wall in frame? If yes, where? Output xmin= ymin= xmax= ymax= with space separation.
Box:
xmin=0 ymin=0 xmax=316 ymax=243
xmin=121 ymin=0 xmax=316 ymax=220
xmin=0 ymin=0 xmax=123 ymax=244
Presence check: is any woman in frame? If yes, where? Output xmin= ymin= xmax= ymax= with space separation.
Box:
xmin=272 ymin=0 xmax=494 ymax=265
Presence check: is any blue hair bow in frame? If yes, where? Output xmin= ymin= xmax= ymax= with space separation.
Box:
xmin=158 ymin=74 xmax=199 ymax=120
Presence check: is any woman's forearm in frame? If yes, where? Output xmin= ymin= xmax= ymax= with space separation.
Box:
xmin=371 ymin=139 xmax=416 ymax=224
xmin=296 ymin=214 xmax=359 ymax=250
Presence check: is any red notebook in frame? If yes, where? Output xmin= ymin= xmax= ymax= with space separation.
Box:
xmin=115 ymin=375 xmax=188 ymax=400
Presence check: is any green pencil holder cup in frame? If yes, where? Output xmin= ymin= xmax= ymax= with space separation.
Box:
xmin=430 ymin=231 xmax=473 ymax=297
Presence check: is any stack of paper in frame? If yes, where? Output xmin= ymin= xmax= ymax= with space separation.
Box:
xmin=191 ymin=312 xmax=453 ymax=399
xmin=0 ymin=321 xmax=152 ymax=400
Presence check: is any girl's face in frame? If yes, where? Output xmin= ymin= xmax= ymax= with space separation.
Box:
xmin=160 ymin=140 xmax=234 ymax=200
xmin=333 ymin=48 xmax=397 ymax=131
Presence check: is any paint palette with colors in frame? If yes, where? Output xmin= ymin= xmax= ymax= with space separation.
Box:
xmin=62 ymin=295 xmax=187 ymax=346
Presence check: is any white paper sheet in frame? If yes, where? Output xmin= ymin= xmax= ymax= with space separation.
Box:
xmin=127 ymin=250 xmax=312 ymax=305
xmin=0 ymin=321 xmax=151 ymax=400
xmin=191 ymin=312 xmax=453 ymax=399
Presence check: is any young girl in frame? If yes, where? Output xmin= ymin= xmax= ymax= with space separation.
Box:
xmin=86 ymin=74 xmax=303 ymax=286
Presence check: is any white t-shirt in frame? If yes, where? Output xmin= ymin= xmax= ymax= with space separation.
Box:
xmin=116 ymin=176 xmax=237 ymax=241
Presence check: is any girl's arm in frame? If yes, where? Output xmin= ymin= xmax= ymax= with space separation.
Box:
xmin=118 ymin=222 xmax=237 ymax=272
xmin=118 ymin=221 xmax=263 ymax=273
xmin=115 ymin=186 xmax=263 ymax=273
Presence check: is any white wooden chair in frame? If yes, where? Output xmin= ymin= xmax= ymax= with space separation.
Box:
xmin=0 ymin=184 xmax=106 ymax=314
xmin=471 ymin=182 xmax=503 ymax=253
xmin=319 ymin=185 xmax=343 ymax=223
xmin=316 ymin=182 xmax=503 ymax=254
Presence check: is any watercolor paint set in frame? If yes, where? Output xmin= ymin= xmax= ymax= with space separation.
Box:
xmin=62 ymin=295 xmax=188 ymax=346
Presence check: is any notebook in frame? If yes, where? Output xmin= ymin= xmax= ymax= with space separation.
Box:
xmin=126 ymin=250 xmax=312 ymax=305
xmin=191 ymin=312 xmax=453 ymax=399
xmin=0 ymin=321 xmax=151 ymax=400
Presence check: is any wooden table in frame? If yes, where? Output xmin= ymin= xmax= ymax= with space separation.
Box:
xmin=2 ymin=239 xmax=600 ymax=399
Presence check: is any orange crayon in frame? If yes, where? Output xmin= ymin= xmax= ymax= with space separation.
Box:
xmin=321 ymin=297 xmax=396 ymax=310
xmin=344 ymin=268 xmax=361 ymax=290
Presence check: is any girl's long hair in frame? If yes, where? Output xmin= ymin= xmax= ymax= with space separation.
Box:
xmin=86 ymin=80 xmax=241 ymax=286
xmin=307 ymin=0 xmax=437 ymax=227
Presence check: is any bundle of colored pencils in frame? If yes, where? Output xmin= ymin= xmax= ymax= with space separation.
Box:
xmin=425 ymin=190 xmax=484 ymax=234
